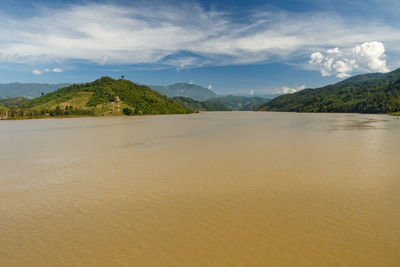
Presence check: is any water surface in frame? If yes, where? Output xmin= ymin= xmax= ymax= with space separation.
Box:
xmin=1 ymin=112 xmax=400 ymax=266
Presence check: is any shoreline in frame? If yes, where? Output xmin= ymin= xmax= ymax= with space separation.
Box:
xmin=0 ymin=111 xmax=196 ymax=121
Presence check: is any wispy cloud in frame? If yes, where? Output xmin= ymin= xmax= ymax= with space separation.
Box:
xmin=0 ymin=2 xmax=399 ymax=70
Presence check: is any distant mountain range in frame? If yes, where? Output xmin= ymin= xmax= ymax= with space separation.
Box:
xmin=208 ymin=95 xmax=270 ymax=111
xmin=148 ymin=83 xmax=217 ymax=101
xmin=172 ymin=96 xmax=231 ymax=111
xmin=0 ymin=83 xmax=71 ymax=99
xmin=0 ymin=81 xmax=271 ymax=112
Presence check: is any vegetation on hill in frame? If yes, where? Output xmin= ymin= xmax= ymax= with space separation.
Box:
xmin=0 ymin=96 xmax=30 ymax=107
xmin=4 ymin=77 xmax=191 ymax=119
xmin=259 ymin=68 xmax=400 ymax=114
xmin=0 ymin=104 xmax=6 ymax=116
xmin=0 ymin=83 xmax=70 ymax=99
xmin=172 ymin=96 xmax=231 ymax=111
xmin=208 ymin=95 xmax=270 ymax=110
xmin=149 ymin=83 xmax=217 ymax=101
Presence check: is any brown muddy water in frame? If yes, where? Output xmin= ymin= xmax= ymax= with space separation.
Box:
xmin=0 ymin=112 xmax=400 ymax=266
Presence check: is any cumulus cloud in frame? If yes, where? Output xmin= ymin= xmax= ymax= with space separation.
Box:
xmin=32 ymin=69 xmax=42 ymax=75
xmin=249 ymin=90 xmax=255 ymax=96
xmin=352 ymin=42 xmax=389 ymax=73
xmin=0 ymin=3 xmax=399 ymax=68
xmin=208 ymin=85 xmax=212 ymax=89
xmin=309 ymin=41 xmax=389 ymax=78
xmin=51 ymin=68 xmax=63 ymax=72
xmin=279 ymin=84 xmax=306 ymax=94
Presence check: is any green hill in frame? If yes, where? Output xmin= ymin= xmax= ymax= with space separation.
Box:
xmin=0 ymin=83 xmax=70 ymax=99
xmin=0 ymin=96 xmax=30 ymax=107
xmin=6 ymin=77 xmax=191 ymax=119
xmin=149 ymin=83 xmax=217 ymax=101
xmin=172 ymin=96 xmax=231 ymax=111
xmin=258 ymin=68 xmax=400 ymax=114
xmin=208 ymin=95 xmax=270 ymax=110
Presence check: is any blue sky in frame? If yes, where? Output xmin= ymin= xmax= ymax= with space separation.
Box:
xmin=0 ymin=0 xmax=399 ymax=95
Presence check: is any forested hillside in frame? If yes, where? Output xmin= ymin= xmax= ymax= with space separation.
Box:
xmin=3 ymin=77 xmax=191 ymax=119
xmin=259 ymin=68 xmax=400 ymax=114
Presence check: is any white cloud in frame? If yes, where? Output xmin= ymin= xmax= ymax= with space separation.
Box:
xmin=208 ymin=85 xmax=212 ymax=89
xmin=249 ymin=89 xmax=254 ymax=96
xmin=310 ymin=52 xmax=324 ymax=65
xmin=352 ymin=41 xmax=389 ymax=73
xmin=279 ymin=84 xmax=306 ymax=94
xmin=32 ymin=69 xmax=42 ymax=75
xmin=51 ymin=68 xmax=63 ymax=72
xmin=0 ymin=3 xmax=399 ymax=68
xmin=326 ymin=47 xmax=342 ymax=55
xmin=309 ymin=41 xmax=389 ymax=78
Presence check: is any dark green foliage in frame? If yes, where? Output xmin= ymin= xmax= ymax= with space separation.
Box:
xmin=0 ymin=96 xmax=30 ymax=107
xmin=0 ymin=104 xmax=6 ymax=115
xmin=208 ymin=95 xmax=270 ymax=110
xmin=5 ymin=105 xmax=95 ymax=118
xmin=86 ymin=86 xmax=114 ymax=106
xmin=107 ymin=79 xmax=191 ymax=114
xmin=259 ymin=68 xmax=400 ymax=114
xmin=172 ymin=97 xmax=231 ymax=111
xmin=123 ymin=107 xmax=134 ymax=115
xmin=149 ymin=83 xmax=217 ymax=101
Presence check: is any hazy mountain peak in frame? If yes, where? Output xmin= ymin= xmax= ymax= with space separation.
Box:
xmin=148 ymin=83 xmax=217 ymax=101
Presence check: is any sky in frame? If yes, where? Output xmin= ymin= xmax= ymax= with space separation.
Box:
xmin=0 ymin=0 xmax=399 ymax=95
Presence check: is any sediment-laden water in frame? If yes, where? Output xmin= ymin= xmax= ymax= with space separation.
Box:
xmin=1 ymin=112 xmax=399 ymax=266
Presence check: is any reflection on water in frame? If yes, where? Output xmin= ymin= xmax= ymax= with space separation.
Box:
xmin=1 ymin=112 xmax=400 ymax=266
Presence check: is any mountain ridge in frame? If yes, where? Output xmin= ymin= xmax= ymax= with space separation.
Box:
xmin=148 ymin=83 xmax=217 ymax=101
xmin=172 ymin=96 xmax=231 ymax=111
xmin=0 ymin=82 xmax=71 ymax=99
xmin=258 ymin=68 xmax=400 ymax=114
